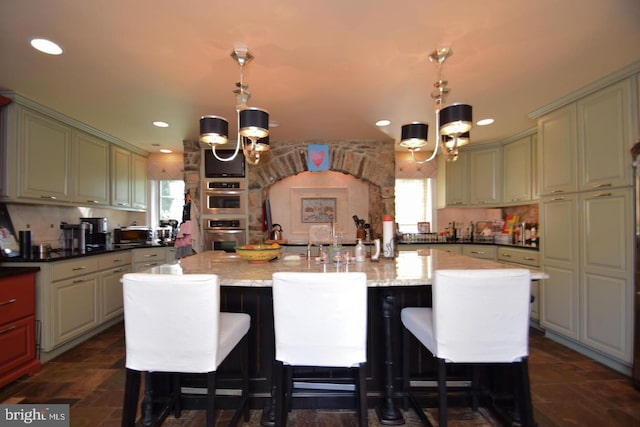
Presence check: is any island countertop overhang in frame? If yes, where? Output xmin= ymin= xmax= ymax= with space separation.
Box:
xmin=149 ymin=248 xmax=547 ymax=287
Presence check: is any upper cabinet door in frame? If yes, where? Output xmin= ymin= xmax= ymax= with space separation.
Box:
xmin=577 ymin=80 xmax=632 ymax=191
xmin=445 ymin=153 xmax=467 ymax=206
xmin=111 ymin=146 xmax=131 ymax=208
xmin=19 ymin=108 xmax=72 ymax=202
xmin=131 ymin=153 xmax=147 ymax=210
xmin=502 ymin=135 xmax=532 ymax=203
xmin=538 ymin=104 xmax=578 ymax=195
xmin=468 ymin=146 xmax=502 ymax=206
xmin=73 ymin=131 xmax=110 ymax=206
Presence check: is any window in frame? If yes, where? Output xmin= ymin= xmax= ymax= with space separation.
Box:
xmin=394 ymin=178 xmax=434 ymax=233
xmin=159 ymin=180 xmax=185 ymax=222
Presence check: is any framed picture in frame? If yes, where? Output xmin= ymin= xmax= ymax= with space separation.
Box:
xmin=301 ymin=197 xmax=336 ymax=223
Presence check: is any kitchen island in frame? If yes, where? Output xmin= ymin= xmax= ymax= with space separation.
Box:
xmin=141 ymin=249 xmax=544 ymax=426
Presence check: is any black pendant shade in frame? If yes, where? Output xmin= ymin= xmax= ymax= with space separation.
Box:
xmin=399 ymin=123 xmax=429 ymax=148
xmin=199 ymin=115 xmax=229 ymax=145
xmin=239 ymin=108 xmax=269 ymax=139
xmin=439 ymin=104 xmax=473 ymax=136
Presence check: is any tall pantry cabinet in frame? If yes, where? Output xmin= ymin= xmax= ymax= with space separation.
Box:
xmin=533 ymin=73 xmax=637 ymax=372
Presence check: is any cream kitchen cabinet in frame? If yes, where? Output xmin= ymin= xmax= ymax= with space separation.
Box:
xmin=461 ymin=244 xmax=497 ymax=260
xmin=0 ymin=92 xmax=148 ymax=209
xmin=73 ymin=130 xmax=110 ymax=206
xmin=111 ymin=146 xmax=131 ymax=208
xmin=111 ymin=146 xmax=148 ymax=210
xmin=537 ymin=79 xmax=633 ymax=196
xmin=98 ymin=252 xmax=132 ymax=322
xmin=2 ymin=250 xmax=132 ymax=362
xmin=444 ymin=153 xmax=467 ymax=206
xmin=16 ymin=106 xmax=73 ymax=202
xmin=577 ymin=80 xmax=633 ymax=191
xmin=132 ymin=247 xmax=166 ymax=272
xmin=497 ymin=246 xmax=541 ymax=323
xmin=131 ymin=153 xmax=148 ymax=210
xmin=502 ymin=134 xmax=533 ymax=204
xmin=52 ymin=272 xmax=100 ymax=347
xmin=538 ymin=104 xmax=578 ymax=195
xmin=467 ymin=145 xmax=502 ymax=206
xmin=539 ymin=193 xmax=579 ymax=340
xmin=579 ymin=187 xmax=633 ymax=363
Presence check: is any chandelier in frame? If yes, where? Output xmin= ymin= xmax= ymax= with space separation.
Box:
xmin=399 ymin=48 xmax=472 ymax=163
xmin=199 ymin=48 xmax=270 ymax=166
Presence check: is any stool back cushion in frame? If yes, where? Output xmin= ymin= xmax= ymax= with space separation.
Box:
xmin=433 ymin=269 xmax=531 ymax=363
xmin=272 ymin=272 xmax=367 ymax=367
xmin=123 ymin=273 xmax=220 ymax=373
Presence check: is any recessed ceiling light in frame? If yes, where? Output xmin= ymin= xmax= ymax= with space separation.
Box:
xmin=269 ymin=120 xmax=280 ymax=128
xmin=30 ymin=38 xmax=63 ymax=55
xmin=159 ymin=149 xmax=172 ymax=153
xmin=376 ymin=119 xmax=391 ymax=127
xmin=153 ymin=121 xmax=169 ymax=128
xmin=477 ymin=118 xmax=494 ymax=126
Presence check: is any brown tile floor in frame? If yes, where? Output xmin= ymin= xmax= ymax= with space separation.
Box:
xmin=1 ymin=323 xmax=640 ymax=426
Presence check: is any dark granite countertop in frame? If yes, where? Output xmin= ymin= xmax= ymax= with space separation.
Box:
xmin=0 ymin=243 xmax=170 ymax=263
xmin=0 ymin=266 xmax=41 ymax=278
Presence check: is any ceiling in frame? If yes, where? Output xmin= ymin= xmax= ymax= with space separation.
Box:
xmin=1 ymin=0 xmax=640 ymax=155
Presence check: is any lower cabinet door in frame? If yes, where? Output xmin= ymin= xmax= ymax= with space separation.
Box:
xmin=100 ymin=267 xmax=131 ymax=322
xmin=0 ymin=315 xmax=36 ymax=379
xmin=53 ymin=275 xmax=99 ymax=346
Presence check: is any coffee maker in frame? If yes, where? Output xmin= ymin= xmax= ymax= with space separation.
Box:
xmin=79 ymin=217 xmax=108 ymax=249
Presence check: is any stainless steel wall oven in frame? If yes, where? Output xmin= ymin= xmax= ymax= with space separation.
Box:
xmin=203 ymin=217 xmax=247 ymax=252
xmin=202 ymin=180 xmax=246 ymax=216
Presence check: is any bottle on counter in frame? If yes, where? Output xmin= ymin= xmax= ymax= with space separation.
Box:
xmin=355 ymin=238 xmax=365 ymax=262
xmin=382 ymin=215 xmax=395 ymax=258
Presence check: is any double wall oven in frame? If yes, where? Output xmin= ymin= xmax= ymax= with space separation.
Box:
xmin=202 ymin=179 xmax=248 ymax=252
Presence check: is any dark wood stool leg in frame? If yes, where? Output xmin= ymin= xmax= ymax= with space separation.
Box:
xmin=121 ymin=368 xmax=141 ymax=427
xmin=357 ymin=363 xmax=369 ymax=427
xmin=172 ymin=373 xmax=181 ymax=419
xmin=274 ymin=361 xmax=286 ymax=427
xmin=518 ymin=358 xmax=535 ymax=427
xmin=437 ymin=358 xmax=447 ymax=427
xmin=471 ymin=365 xmax=480 ymax=411
xmin=206 ymin=371 xmax=217 ymax=427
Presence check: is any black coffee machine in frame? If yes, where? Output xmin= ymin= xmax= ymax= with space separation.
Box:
xmin=79 ymin=217 xmax=108 ymax=249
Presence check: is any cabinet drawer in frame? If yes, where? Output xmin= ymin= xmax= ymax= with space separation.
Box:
xmin=497 ymin=247 xmax=539 ymax=267
xmin=98 ymin=251 xmax=132 ymax=270
xmin=132 ymin=247 xmax=166 ymax=263
xmin=0 ymin=315 xmax=36 ymax=375
xmin=51 ymin=257 xmax=99 ymax=281
xmin=0 ymin=273 xmax=35 ymax=324
xmin=462 ymin=245 xmax=497 ymax=260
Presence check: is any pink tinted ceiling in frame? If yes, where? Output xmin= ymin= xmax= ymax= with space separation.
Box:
xmin=0 ymin=0 xmax=639 ymax=153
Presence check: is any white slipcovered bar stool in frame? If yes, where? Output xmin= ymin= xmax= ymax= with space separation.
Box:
xmin=272 ymin=271 xmax=369 ymax=427
xmin=401 ymin=269 xmax=534 ymax=427
xmin=121 ymin=273 xmax=250 ymax=427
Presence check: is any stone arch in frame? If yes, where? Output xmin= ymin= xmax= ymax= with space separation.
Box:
xmin=246 ymin=139 xmax=395 ymax=243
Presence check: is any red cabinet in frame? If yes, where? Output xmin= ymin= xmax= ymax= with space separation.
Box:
xmin=0 ymin=271 xmax=40 ymax=387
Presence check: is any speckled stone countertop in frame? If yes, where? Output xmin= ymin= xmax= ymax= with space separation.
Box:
xmin=149 ymin=248 xmax=547 ymax=287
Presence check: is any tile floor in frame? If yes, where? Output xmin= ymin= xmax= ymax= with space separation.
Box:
xmin=1 ymin=323 xmax=640 ymax=426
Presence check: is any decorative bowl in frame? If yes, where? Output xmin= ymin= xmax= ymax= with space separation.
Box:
xmin=235 ymin=244 xmax=281 ymax=264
